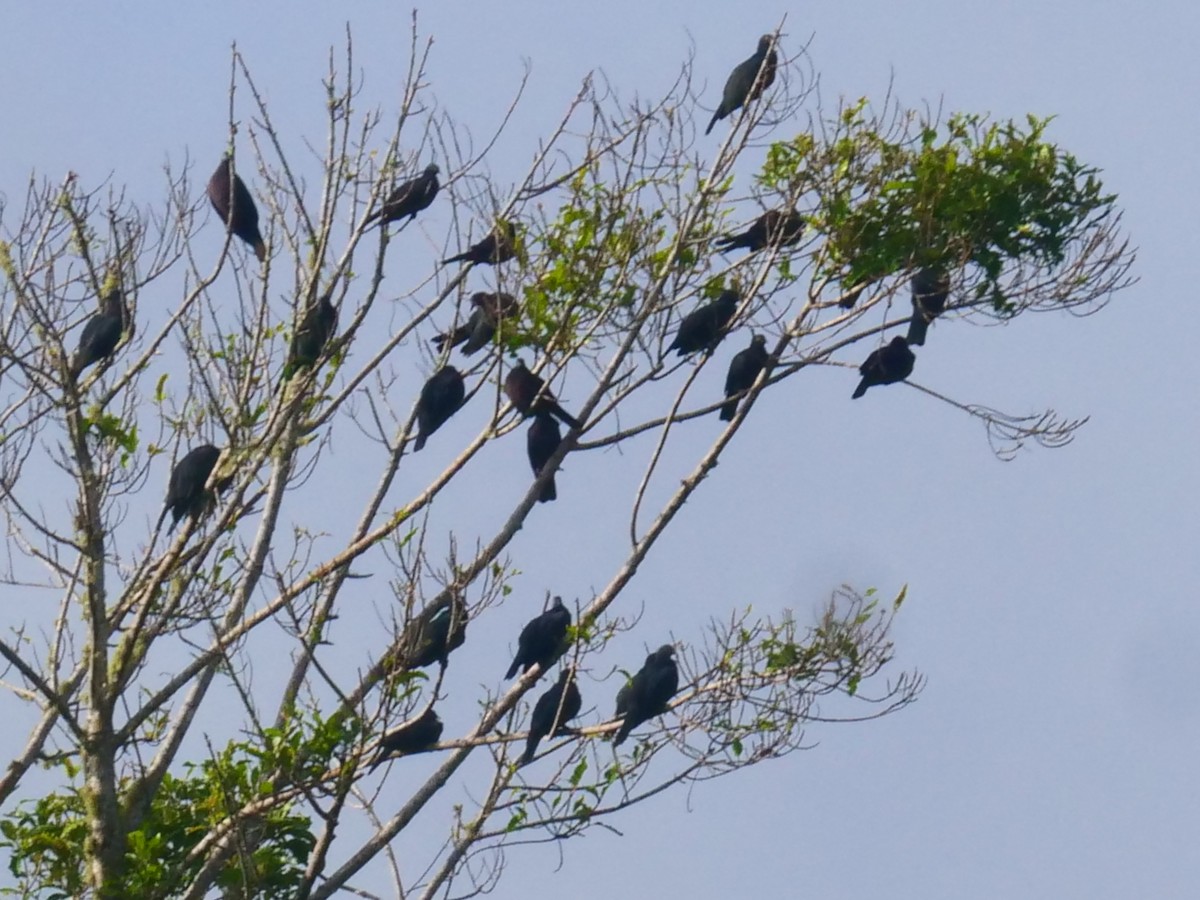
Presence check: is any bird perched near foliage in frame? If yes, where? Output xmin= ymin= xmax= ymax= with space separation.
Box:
xmin=504 ymin=359 xmax=581 ymax=429
xmin=906 ymin=267 xmax=951 ymax=346
xmin=365 ymin=163 xmax=440 ymax=227
xmin=207 ymin=157 xmax=266 ymax=262
xmin=69 ymin=289 xmax=128 ymax=382
xmin=368 ymin=708 xmax=443 ymax=772
xmin=283 ymin=292 xmax=337 ymax=381
xmin=613 ymin=644 xmax=679 ymax=746
xmin=714 ymin=209 xmax=805 ymax=254
xmin=521 ymin=668 xmax=582 ymax=766
xmin=720 ymin=334 xmax=769 ymax=420
xmin=432 ymin=292 xmax=519 ymax=356
xmin=852 ymin=336 xmax=916 ymax=399
xmin=668 ymin=290 xmax=740 ymax=357
xmin=526 ymin=414 xmax=563 ymax=503
xmin=506 ymin=596 xmax=571 ymax=679
xmin=705 ymin=34 xmax=778 ymax=135
xmin=413 ymin=366 xmax=466 ymax=452
xmin=391 ymin=594 xmax=468 ymax=671
xmin=442 ymin=220 xmax=518 ymax=266
xmin=157 ymin=444 xmax=226 ymax=531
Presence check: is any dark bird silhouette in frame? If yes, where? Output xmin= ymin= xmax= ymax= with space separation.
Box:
xmin=69 ymin=289 xmax=127 ymax=381
xmin=207 ymin=157 xmax=266 ymax=262
xmin=506 ymin=596 xmax=572 ymax=679
xmin=504 ymin=359 xmax=581 ymax=429
xmin=413 ymin=366 xmax=466 ymax=452
xmin=283 ymin=292 xmax=337 ymax=380
xmin=526 ymin=414 xmax=563 ymax=503
xmin=720 ymin=334 xmax=769 ymax=420
xmin=668 ymin=290 xmax=740 ymax=357
xmin=368 ymin=708 xmax=444 ymax=772
xmin=157 ymin=444 xmax=224 ymax=531
xmin=521 ymin=668 xmax=582 ymax=766
xmin=906 ymin=267 xmax=951 ymax=346
xmin=714 ymin=209 xmax=805 ymax=254
xmin=442 ymin=220 xmax=518 ymax=266
xmin=706 ymin=34 xmax=778 ymax=135
xmin=839 ymin=283 xmax=866 ymax=310
xmin=366 ymin=163 xmax=440 ymax=227
xmin=432 ymin=292 xmax=519 ymax=356
xmin=392 ymin=594 xmax=468 ymax=671
xmin=613 ymin=645 xmax=679 ymax=746
xmin=852 ymin=336 xmax=916 ymax=399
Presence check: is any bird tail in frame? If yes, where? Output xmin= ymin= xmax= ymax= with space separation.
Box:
xmin=705 ymin=112 xmax=720 ymax=135
xmin=852 ymin=379 xmax=869 ymax=400
xmin=712 ymin=235 xmax=739 ymax=253
xmin=68 ymin=355 xmax=84 ymax=382
xmin=520 ymin=734 xmax=539 ymax=766
xmin=906 ymin=315 xmax=929 ymax=347
xmin=253 ymin=240 xmax=267 ymax=263
xmin=413 ymin=432 xmax=427 ymax=453
xmin=441 ymin=251 xmax=470 ymax=266
xmin=538 ymin=474 xmax=557 ymax=503
xmin=155 ymin=502 xmax=173 ymax=533
xmin=719 ymin=399 xmax=738 ymax=421
xmin=505 ymin=657 xmax=521 ymax=680
xmin=613 ymin=721 xmax=630 ymax=746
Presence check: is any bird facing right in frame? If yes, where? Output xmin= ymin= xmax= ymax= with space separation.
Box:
xmin=207 ymin=157 xmax=266 ymax=262
xmin=69 ymin=289 xmax=127 ymax=382
xmin=721 ymin=334 xmax=769 ymax=420
xmin=613 ymin=644 xmax=680 ymax=746
xmin=852 ymin=336 xmax=916 ymax=399
xmin=506 ymin=596 xmax=572 ymax=679
xmin=706 ymin=34 xmax=778 ymax=136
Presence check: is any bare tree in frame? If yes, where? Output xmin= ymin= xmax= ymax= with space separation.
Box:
xmin=0 ymin=21 xmax=1133 ymax=899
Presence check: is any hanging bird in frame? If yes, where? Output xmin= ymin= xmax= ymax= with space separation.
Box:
xmin=505 ymin=596 xmax=572 ymax=679
xmin=432 ymin=292 xmax=519 ymax=356
xmin=668 ymin=290 xmax=740 ymax=357
xmin=157 ymin=445 xmax=224 ymax=531
xmin=365 ymin=163 xmax=440 ymax=227
xmin=504 ymin=359 xmax=581 ymax=429
xmin=906 ymin=267 xmax=951 ymax=346
xmin=368 ymin=708 xmax=443 ymax=772
xmin=69 ymin=288 xmax=127 ymax=382
xmin=442 ymin=220 xmax=518 ymax=266
xmin=613 ymin=645 xmax=679 ymax=746
xmin=207 ymin=157 xmax=266 ymax=262
xmin=526 ymin=414 xmax=563 ymax=503
xmin=705 ymin=34 xmax=778 ymax=135
xmin=720 ymin=334 xmax=769 ymax=420
xmin=714 ymin=210 xmax=805 ymax=254
xmin=391 ymin=594 xmax=468 ymax=671
xmin=852 ymin=336 xmax=916 ymax=399
xmin=521 ymin=668 xmax=582 ymax=766
xmin=413 ymin=366 xmax=466 ymax=452
xmin=283 ymin=292 xmax=337 ymax=381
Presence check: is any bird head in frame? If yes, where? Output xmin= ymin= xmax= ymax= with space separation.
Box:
xmin=425 ymin=163 xmax=440 ymax=176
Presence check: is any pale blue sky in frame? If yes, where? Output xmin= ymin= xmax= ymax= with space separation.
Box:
xmin=2 ymin=2 xmax=1197 ymax=898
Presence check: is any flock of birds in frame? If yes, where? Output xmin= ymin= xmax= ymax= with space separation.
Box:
xmin=60 ymin=33 xmax=950 ymax=768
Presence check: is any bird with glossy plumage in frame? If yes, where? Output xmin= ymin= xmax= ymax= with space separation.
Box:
xmin=906 ymin=267 xmax=951 ymax=346
xmin=705 ymin=34 xmax=778 ymax=135
xmin=365 ymin=163 xmax=440 ymax=227
xmin=504 ymin=359 xmax=581 ymax=429
xmin=413 ymin=366 xmax=466 ymax=452
xmin=668 ymin=290 xmax=740 ymax=357
xmin=613 ymin=644 xmax=679 ymax=746
xmin=714 ymin=209 xmax=805 ymax=254
xmin=69 ymin=289 xmax=127 ymax=382
xmin=721 ymin=334 xmax=769 ymax=420
xmin=207 ymin=157 xmax=266 ymax=262
xmin=432 ymin=292 xmax=519 ymax=356
xmin=521 ymin=668 xmax=582 ymax=766
xmin=526 ymin=414 xmax=563 ymax=503
xmin=852 ymin=335 xmax=916 ymax=399
xmin=392 ymin=594 xmax=468 ymax=671
xmin=506 ymin=596 xmax=571 ymax=679
xmin=157 ymin=444 xmax=225 ymax=532
xmin=442 ymin=220 xmax=518 ymax=266
xmin=368 ymin=708 xmax=443 ymax=772
xmin=283 ymin=292 xmax=337 ymax=381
